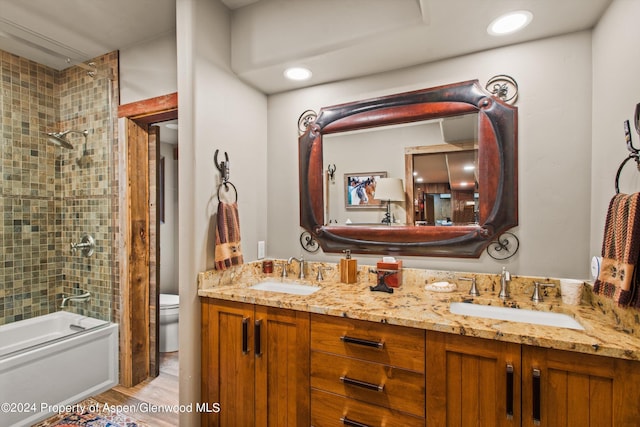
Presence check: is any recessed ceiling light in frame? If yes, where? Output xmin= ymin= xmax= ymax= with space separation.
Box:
xmin=488 ymin=10 xmax=533 ymax=36
xmin=165 ymin=123 xmax=178 ymax=130
xmin=284 ymin=67 xmax=312 ymax=81
xmin=463 ymin=164 xmax=475 ymax=171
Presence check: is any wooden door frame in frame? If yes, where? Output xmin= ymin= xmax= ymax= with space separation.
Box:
xmin=118 ymin=92 xmax=178 ymax=387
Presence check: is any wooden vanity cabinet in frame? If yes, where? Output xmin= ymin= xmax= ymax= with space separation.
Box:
xmin=310 ymin=314 xmax=426 ymax=427
xmin=202 ymin=298 xmax=640 ymax=427
xmin=521 ymin=345 xmax=640 ymax=427
xmin=426 ymin=332 xmax=522 ymax=427
xmin=427 ymin=331 xmax=640 ymax=427
xmin=201 ymin=299 xmax=310 ymax=427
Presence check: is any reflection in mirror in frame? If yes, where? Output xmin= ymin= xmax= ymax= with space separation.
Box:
xmin=409 ymin=145 xmax=479 ymax=226
xmin=324 ymin=123 xmax=408 ymax=225
xmin=323 ymin=113 xmax=478 ymax=226
xmin=411 ymin=149 xmax=479 ymax=225
xmin=407 ymin=113 xmax=478 ymax=227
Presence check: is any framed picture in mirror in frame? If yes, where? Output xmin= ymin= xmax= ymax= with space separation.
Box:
xmin=344 ymin=172 xmax=386 ymax=208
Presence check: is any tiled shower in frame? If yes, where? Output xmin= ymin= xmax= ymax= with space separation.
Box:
xmin=0 ymin=49 xmax=119 ymax=325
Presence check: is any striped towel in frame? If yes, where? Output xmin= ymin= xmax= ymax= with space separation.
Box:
xmin=214 ymin=200 xmax=244 ymax=270
xmin=594 ymin=193 xmax=640 ymax=307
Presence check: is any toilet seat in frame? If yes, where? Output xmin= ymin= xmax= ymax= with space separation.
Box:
xmin=160 ymin=293 xmax=179 ymax=310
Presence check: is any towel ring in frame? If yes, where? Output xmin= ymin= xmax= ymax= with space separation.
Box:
xmin=615 ymin=154 xmax=640 ymax=194
xmin=615 ymin=118 xmax=640 ymax=193
xmin=217 ymin=181 xmax=238 ymax=202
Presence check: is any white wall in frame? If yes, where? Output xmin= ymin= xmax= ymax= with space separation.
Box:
xmin=591 ymin=0 xmax=640 ymax=257
xmin=160 ymin=142 xmax=179 ymax=295
xmin=268 ymin=31 xmax=593 ymax=279
xmin=119 ymin=30 xmax=178 ymax=105
xmin=177 ymin=0 xmax=268 ymax=423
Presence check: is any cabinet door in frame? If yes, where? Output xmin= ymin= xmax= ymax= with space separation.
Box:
xmin=426 ymin=332 xmax=521 ymax=427
xmin=522 ymin=346 xmax=640 ymax=427
xmin=254 ymin=305 xmax=310 ymax=427
xmin=202 ymin=299 xmax=255 ymax=427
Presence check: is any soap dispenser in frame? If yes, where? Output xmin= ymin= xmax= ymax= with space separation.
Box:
xmin=340 ymin=249 xmax=358 ymax=284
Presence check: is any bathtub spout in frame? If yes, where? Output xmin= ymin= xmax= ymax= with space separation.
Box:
xmin=61 ymin=291 xmax=91 ymax=308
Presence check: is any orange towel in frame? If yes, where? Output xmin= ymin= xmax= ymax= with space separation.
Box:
xmin=214 ymin=200 xmax=243 ymax=270
xmin=594 ymin=193 xmax=640 ymax=306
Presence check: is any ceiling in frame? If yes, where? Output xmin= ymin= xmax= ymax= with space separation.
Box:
xmin=0 ymin=0 xmax=612 ymax=94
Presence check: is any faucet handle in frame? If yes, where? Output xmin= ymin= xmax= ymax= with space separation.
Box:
xmin=280 ymin=262 xmax=288 ymax=278
xmin=459 ymin=277 xmax=480 ymax=297
xmin=531 ymin=282 xmax=555 ymax=302
xmin=316 ymin=266 xmax=329 ymax=281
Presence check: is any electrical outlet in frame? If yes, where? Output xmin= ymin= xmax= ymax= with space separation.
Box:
xmin=257 ymin=241 xmax=265 ymax=259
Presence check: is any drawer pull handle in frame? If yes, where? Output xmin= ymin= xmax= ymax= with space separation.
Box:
xmin=506 ymin=363 xmax=514 ymax=420
xmin=340 ymin=375 xmax=385 ymax=392
xmin=242 ymin=317 xmax=249 ymax=355
xmin=340 ymin=335 xmax=384 ymax=349
xmin=340 ymin=416 xmax=371 ymax=427
xmin=532 ymin=368 xmax=541 ymax=425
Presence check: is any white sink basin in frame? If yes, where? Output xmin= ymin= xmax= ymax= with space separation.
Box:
xmin=449 ymin=302 xmax=585 ymax=330
xmin=249 ymin=281 xmax=321 ymax=296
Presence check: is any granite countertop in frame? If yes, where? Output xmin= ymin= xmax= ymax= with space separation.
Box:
xmin=198 ymin=261 xmax=640 ymax=362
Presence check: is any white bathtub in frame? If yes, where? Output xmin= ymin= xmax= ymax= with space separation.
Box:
xmin=0 ymin=312 xmax=118 ymax=427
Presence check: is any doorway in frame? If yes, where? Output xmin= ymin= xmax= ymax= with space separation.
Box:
xmin=118 ymin=93 xmax=178 ymax=387
xmin=154 ymin=118 xmax=180 ymax=378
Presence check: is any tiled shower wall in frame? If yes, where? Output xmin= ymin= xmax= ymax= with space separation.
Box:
xmin=0 ymin=50 xmax=119 ymax=325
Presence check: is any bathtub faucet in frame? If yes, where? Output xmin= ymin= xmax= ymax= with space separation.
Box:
xmin=61 ymin=291 xmax=91 ymax=308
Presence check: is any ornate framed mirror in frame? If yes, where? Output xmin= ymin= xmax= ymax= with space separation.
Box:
xmin=298 ymin=80 xmax=518 ymax=257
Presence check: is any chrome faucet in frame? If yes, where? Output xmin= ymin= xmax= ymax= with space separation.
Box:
xmin=60 ymin=291 xmax=91 ymax=308
xmin=498 ymin=267 xmax=511 ymax=300
xmin=287 ymin=256 xmax=306 ymax=280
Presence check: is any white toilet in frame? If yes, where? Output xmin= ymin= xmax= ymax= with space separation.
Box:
xmin=159 ymin=293 xmax=179 ymax=352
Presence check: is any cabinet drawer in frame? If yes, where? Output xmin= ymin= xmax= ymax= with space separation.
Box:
xmin=311 ymin=314 xmax=425 ymax=372
xmin=311 ymin=389 xmax=424 ymax=427
xmin=311 ymin=351 xmax=425 ymax=417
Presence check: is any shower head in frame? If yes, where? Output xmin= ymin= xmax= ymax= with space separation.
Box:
xmin=45 ymin=129 xmax=88 ymax=150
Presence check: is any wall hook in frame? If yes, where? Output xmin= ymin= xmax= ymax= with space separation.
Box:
xmin=214 ymin=149 xmax=230 ymax=183
xmin=214 ymin=149 xmax=238 ymax=202
xmin=327 ymin=164 xmax=336 ymax=182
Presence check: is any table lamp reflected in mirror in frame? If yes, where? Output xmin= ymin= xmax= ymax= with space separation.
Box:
xmin=375 ymin=178 xmax=405 ymax=225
